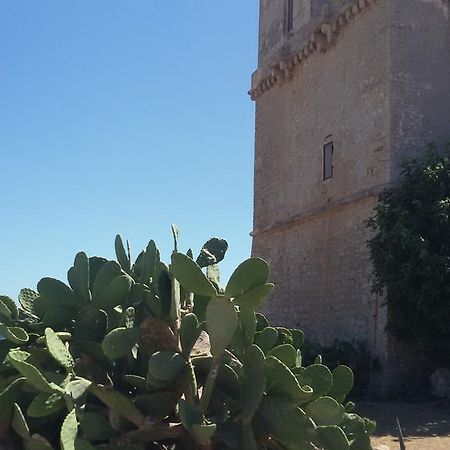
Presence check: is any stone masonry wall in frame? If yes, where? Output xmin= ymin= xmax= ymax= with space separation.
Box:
xmin=252 ymin=0 xmax=450 ymax=394
xmin=253 ymin=0 xmax=391 ymax=234
xmin=390 ymin=0 xmax=450 ymax=176
xmin=254 ymin=197 xmax=379 ymax=346
xmin=252 ymin=0 xmax=391 ymax=380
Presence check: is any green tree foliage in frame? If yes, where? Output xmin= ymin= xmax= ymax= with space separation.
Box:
xmin=0 ymin=230 xmax=375 ymax=449
xmin=368 ymin=147 xmax=450 ymax=364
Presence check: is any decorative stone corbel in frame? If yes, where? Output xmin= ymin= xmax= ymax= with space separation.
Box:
xmin=248 ymin=0 xmax=379 ymax=100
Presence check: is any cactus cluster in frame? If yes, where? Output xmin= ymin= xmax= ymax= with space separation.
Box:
xmin=0 ymin=230 xmax=375 ymax=449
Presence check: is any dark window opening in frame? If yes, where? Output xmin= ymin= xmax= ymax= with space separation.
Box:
xmin=323 ymin=142 xmax=334 ymax=180
xmin=287 ymin=0 xmax=294 ymax=32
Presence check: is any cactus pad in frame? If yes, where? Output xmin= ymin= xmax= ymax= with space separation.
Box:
xmin=171 ymin=252 xmax=217 ymax=297
xmin=206 ymin=296 xmax=238 ymax=356
xmin=225 ymin=258 xmax=269 ymax=298
xmin=45 ymin=328 xmax=74 ymax=371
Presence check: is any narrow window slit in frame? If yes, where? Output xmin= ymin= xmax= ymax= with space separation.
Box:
xmin=323 ymin=141 xmax=334 ymax=180
xmin=287 ymin=0 xmax=294 ymax=32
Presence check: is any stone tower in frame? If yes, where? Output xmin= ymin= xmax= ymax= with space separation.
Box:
xmin=250 ymin=0 xmax=450 ymax=394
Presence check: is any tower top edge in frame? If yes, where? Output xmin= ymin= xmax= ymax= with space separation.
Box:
xmin=250 ymin=0 xmax=379 ymax=100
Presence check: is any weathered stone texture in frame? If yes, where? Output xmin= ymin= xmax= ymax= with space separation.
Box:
xmin=251 ymin=0 xmax=450 ymax=395
xmin=254 ymin=197 xmax=378 ymax=345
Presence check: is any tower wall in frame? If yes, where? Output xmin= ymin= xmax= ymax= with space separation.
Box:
xmin=390 ymin=0 xmax=450 ymax=175
xmin=251 ymin=0 xmax=450 ymax=395
xmin=253 ymin=0 xmax=390 ymax=345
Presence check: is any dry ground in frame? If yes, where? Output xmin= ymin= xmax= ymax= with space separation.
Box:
xmin=357 ymin=401 xmax=450 ymax=449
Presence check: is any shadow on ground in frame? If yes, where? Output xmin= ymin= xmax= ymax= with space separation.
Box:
xmin=357 ymin=401 xmax=450 ymax=449
xmin=358 ymin=401 xmax=450 ymax=437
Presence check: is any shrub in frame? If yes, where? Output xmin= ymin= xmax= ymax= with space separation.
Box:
xmin=302 ymin=340 xmax=381 ymax=398
xmin=0 ymin=230 xmax=375 ymax=449
xmin=368 ymin=147 xmax=450 ymax=366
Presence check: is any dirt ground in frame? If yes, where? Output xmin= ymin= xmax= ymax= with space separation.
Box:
xmin=357 ymin=401 xmax=450 ymax=449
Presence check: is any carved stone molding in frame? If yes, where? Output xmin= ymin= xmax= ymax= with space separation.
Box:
xmin=249 ymin=0 xmax=380 ymax=100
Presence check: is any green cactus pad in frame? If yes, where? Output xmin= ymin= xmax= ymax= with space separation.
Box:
xmin=115 ymin=235 xmax=131 ymax=273
xmin=345 ymin=402 xmax=356 ymax=413
xmin=315 ymin=425 xmax=350 ymax=450
xmin=295 ymin=349 xmax=302 ymax=368
xmin=18 ymin=288 xmax=39 ymax=315
xmin=265 ymin=356 xmax=313 ymax=404
xmin=254 ymin=327 xmax=278 ymax=354
xmin=258 ymin=396 xmax=315 ymax=446
xmin=0 ymin=377 xmax=25 ymax=416
xmin=295 ymin=364 xmax=333 ymax=400
xmin=275 ymin=327 xmax=293 ymax=346
xmin=89 ymin=384 xmax=144 ymax=428
xmin=255 ymin=312 xmax=269 ymax=331
xmin=0 ymin=324 xmax=29 ymax=344
xmin=41 ymin=308 xmax=74 ymax=328
xmin=304 ymin=396 xmax=345 ymax=426
xmin=141 ymin=288 xmax=161 ymax=317
xmin=12 ymin=403 xmax=30 ymax=440
xmin=60 ymin=409 xmax=78 ymax=450
xmin=123 ymin=375 xmax=147 ymax=390
xmin=134 ymin=391 xmax=180 ymax=419
xmin=349 ymin=433 xmax=371 ymax=450
xmin=148 ymin=351 xmax=186 ymax=381
xmin=196 ymin=238 xmax=228 ymax=268
xmin=37 ymin=278 xmax=79 ymax=309
xmin=178 ymin=399 xmax=203 ymax=429
xmin=192 ymin=423 xmax=217 ymax=443
xmin=94 ymin=274 xmax=133 ymax=309
xmin=268 ymin=344 xmax=297 ymax=368
xmin=92 ymin=261 xmax=122 ymax=298
xmin=8 ymin=349 xmax=61 ymax=394
xmin=341 ymin=413 xmax=366 ymax=436
xmin=68 ymin=252 xmax=91 ymax=304
xmin=206 ymin=296 xmax=238 ymax=356
xmin=36 ymin=332 xmax=71 ymax=345
xmin=240 ymin=423 xmax=258 ymax=450
xmin=171 ymin=252 xmax=217 ymax=297
xmin=74 ymin=439 xmax=96 ymax=450
xmin=73 ymin=306 xmax=107 ymax=341
xmin=87 ymin=257 xmax=108 ymax=289
xmin=216 ymin=364 xmax=241 ymax=400
xmin=101 ymin=327 xmax=139 ymax=360
xmin=0 ymin=295 xmax=18 ymax=320
xmin=290 ymin=329 xmax=305 ymax=349
xmin=180 ymin=313 xmax=202 ymax=358
xmin=80 ymin=412 xmax=115 ymax=442
xmin=240 ymin=307 xmax=256 ymax=352
xmin=225 ymin=258 xmax=270 ymax=298
xmin=154 ymin=262 xmax=174 ymax=318
xmin=233 ymin=283 xmax=274 ymax=309
xmin=27 ymin=392 xmax=65 ymax=418
xmin=133 ymin=240 xmax=160 ymax=284
xmin=329 ymin=366 xmax=354 ymax=403
xmin=170 ymin=278 xmax=181 ymax=323
xmin=65 ymin=378 xmax=92 ymax=402
xmin=45 ymin=328 xmax=74 ymax=371
xmin=241 ymin=345 xmax=265 ymax=424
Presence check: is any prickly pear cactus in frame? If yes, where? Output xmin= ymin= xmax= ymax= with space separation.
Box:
xmin=0 ymin=229 xmax=376 ymax=450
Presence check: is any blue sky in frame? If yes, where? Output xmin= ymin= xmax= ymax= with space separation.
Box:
xmin=0 ymin=1 xmax=259 ymax=298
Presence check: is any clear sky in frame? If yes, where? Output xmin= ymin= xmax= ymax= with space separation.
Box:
xmin=0 ymin=1 xmax=259 ymax=298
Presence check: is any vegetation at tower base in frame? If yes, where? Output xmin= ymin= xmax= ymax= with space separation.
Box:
xmin=302 ymin=340 xmax=381 ymax=398
xmin=0 ymin=231 xmax=375 ymax=450
xmin=368 ymin=147 xmax=450 ymax=368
